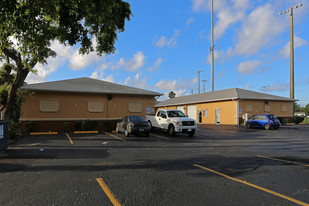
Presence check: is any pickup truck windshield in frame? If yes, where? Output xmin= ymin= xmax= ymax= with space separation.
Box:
xmin=167 ymin=111 xmax=186 ymax=118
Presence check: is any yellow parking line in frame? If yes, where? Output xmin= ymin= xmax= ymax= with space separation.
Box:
xmin=74 ymin=131 xmax=98 ymax=134
xmin=96 ymin=178 xmax=121 ymax=206
xmin=257 ymin=155 xmax=309 ymax=167
xmin=105 ymin=132 xmax=126 ymax=142
xmin=193 ymin=164 xmax=309 ymax=206
xmin=30 ymin=132 xmax=58 ymax=135
xmin=151 ymin=134 xmax=170 ymax=140
xmin=65 ymin=133 xmax=74 ymax=144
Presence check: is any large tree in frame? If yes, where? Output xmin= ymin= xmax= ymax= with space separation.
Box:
xmin=0 ymin=0 xmax=132 ymax=121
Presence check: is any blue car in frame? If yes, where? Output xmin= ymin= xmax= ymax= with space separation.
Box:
xmin=246 ymin=114 xmax=280 ymax=130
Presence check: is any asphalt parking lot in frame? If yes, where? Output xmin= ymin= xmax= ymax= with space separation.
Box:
xmin=1 ymin=125 xmax=309 ymax=206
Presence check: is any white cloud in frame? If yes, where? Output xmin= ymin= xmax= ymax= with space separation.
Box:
xmin=156 ymin=37 xmax=168 ymax=48
xmin=155 ymin=78 xmax=197 ymax=91
xmin=245 ymin=83 xmax=251 ymax=90
xmin=191 ymin=0 xmax=208 ymax=12
xmin=237 ymin=60 xmax=262 ymax=75
xmin=148 ymin=58 xmax=163 ymax=72
xmin=90 ymin=62 xmax=114 ymax=82
xmin=279 ymin=36 xmax=308 ymax=59
xmin=124 ymin=72 xmax=147 ymax=88
xmin=155 ymin=29 xmax=181 ymax=48
xmin=259 ymin=82 xmax=289 ymax=92
xmin=69 ymin=50 xmax=100 ymax=70
xmin=124 ymin=51 xmax=145 ymax=72
xmin=186 ymin=17 xmax=194 ymax=25
xmin=26 ymin=40 xmax=73 ymax=83
xmin=215 ymin=68 xmax=226 ymax=80
xmin=233 ymin=4 xmax=287 ymax=56
xmin=110 ymin=51 xmax=146 ymax=72
xmin=192 ymin=0 xmax=249 ymax=39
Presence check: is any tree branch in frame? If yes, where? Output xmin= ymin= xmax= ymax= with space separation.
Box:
xmin=2 ymin=47 xmax=18 ymax=62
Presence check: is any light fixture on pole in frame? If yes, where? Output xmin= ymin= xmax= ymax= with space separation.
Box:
xmin=279 ymin=3 xmax=302 ymax=100
xmin=202 ymin=80 xmax=207 ymax=93
xmin=197 ymin=70 xmax=203 ymax=94
xmin=261 ymin=86 xmax=270 ymax=94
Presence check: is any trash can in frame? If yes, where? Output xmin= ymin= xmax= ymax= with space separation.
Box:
xmin=0 ymin=121 xmax=9 ymax=151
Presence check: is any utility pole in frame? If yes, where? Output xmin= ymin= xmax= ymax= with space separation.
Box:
xmin=210 ymin=0 xmax=215 ymax=92
xmin=262 ymin=86 xmax=270 ymax=94
xmin=202 ymin=80 xmax=207 ymax=93
xmin=279 ymin=3 xmax=302 ymax=100
xmin=197 ymin=70 xmax=203 ymax=94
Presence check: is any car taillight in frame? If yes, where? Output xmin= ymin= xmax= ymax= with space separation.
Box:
xmin=270 ymin=120 xmax=274 ymax=123
xmin=129 ymin=123 xmax=134 ymax=127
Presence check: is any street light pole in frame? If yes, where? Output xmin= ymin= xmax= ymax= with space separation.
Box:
xmin=279 ymin=3 xmax=302 ymax=100
xmin=202 ymin=80 xmax=207 ymax=93
xmin=210 ymin=0 xmax=215 ymax=92
xmin=197 ymin=70 xmax=203 ymax=94
xmin=262 ymin=86 xmax=270 ymax=94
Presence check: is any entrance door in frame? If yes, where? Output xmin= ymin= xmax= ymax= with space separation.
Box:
xmin=187 ymin=105 xmax=197 ymax=121
xmin=215 ymin=109 xmax=221 ymax=125
xmin=198 ymin=110 xmax=202 ymax=124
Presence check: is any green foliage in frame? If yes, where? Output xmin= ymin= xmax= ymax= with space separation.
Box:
xmin=294 ymin=103 xmax=302 ymax=112
xmin=292 ymin=116 xmax=304 ymax=124
xmin=25 ymin=121 xmax=37 ymax=133
xmin=305 ymin=104 xmax=309 ymax=114
xmin=0 ymin=0 xmax=132 ymax=122
xmin=169 ymin=91 xmax=176 ymax=99
xmin=8 ymin=120 xmax=20 ymax=139
xmin=0 ymin=0 xmax=132 ymax=62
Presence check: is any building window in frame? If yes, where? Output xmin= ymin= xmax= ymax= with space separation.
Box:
xmin=281 ymin=105 xmax=288 ymax=112
xmin=265 ymin=105 xmax=272 ymax=112
xmin=88 ymin=101 xmax=104 ymax=113
xmin=203 ymin=110 xmax=207 ymax=117
xmin=40 ymin=99 xmax=59 ymax=112
xmin=128 ymin=102 xmax=142 ymax=113
xmin=245 ymin=104 xmax=253 ymax=112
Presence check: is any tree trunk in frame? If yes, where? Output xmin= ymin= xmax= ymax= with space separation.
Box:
xmin=2 ymin=54 xmax=29 ymax=121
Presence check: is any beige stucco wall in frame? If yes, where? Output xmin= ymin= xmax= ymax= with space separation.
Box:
xmin=156 ymin=100 xmax=237 ymax=125
xmin=239 ymin=100 xmax=293 ymax=117
xmin=156 ymin=99 xmax=294 ymax=125
xmin=20 ymin=91 xmax=156 ymax=121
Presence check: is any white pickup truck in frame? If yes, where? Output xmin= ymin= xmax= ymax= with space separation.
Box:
xmin=145 ymin=109 xmax=197 ymax=136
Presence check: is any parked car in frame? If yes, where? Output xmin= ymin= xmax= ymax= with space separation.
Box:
xmin=116 ymin=116 xmax=151 ymax=137
xmin=246 ymin=114 xmax=280 ymax=130
xmin=145 ymin=109 xmax=196 ymax=136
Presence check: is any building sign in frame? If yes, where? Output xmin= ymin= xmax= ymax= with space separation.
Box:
xmin=0 ymin=125 xmax=3 ymax=139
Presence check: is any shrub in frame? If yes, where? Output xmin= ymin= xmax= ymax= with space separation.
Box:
xmin=8 ymin=121 xmax=20 ymax=139
xmin=292 ymin=116 xmax=304 ymax=124
xmin=25 ymin=121 xmax=37 ymax=133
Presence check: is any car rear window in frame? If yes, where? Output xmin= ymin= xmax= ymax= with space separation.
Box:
xmin=129 ymin=116 xmax=146 ymax=122
xmin=268 ymin=115 xmax=276 ymax=119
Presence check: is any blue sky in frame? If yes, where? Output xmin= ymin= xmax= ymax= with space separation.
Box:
xmin=23 ymin=0 xmax=309 ymax=106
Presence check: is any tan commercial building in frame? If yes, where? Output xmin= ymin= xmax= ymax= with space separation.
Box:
xmin=20 ymin=77 xmax=161 ymax=133
xmin=156 ymin=88 xmax=296 ymax=125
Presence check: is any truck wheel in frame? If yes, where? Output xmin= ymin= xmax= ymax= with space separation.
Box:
xmin=125 ymin=129 xmax=130 ymax=137
xmin=168 ymin=125 xmax=175 ymax=136
xmin=149 ymin=121 xmax=154 ymax=131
